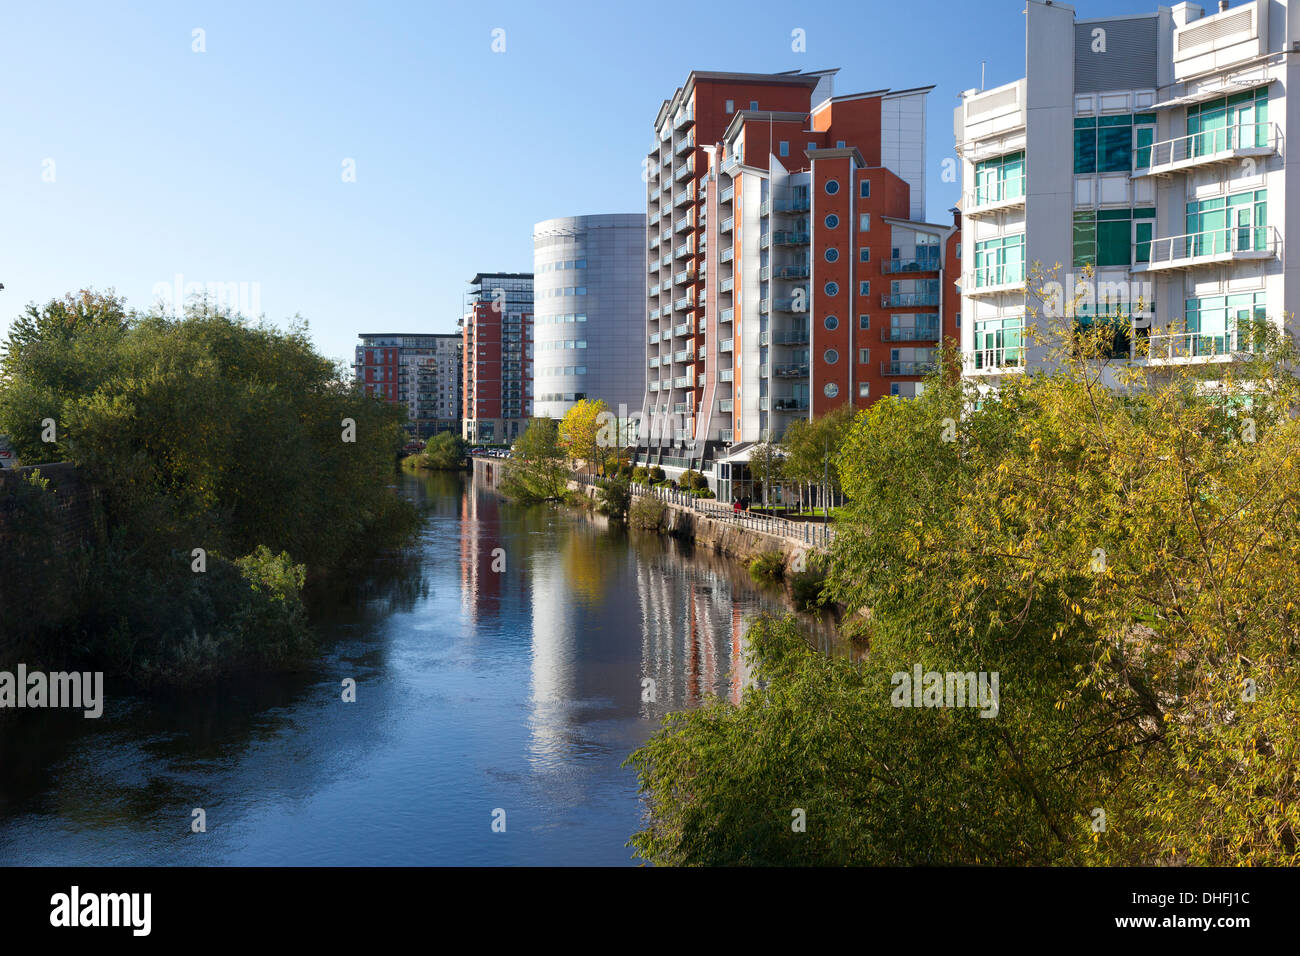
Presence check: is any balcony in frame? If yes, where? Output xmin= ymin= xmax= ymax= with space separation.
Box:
xmin=773 ymin=397 xmax=809 ymax=411
xmin=773 ymin=195 xmax=810 ymax=213
xmin=674 ymin=188 xmax=694 ymax=208
xmin=674 ymin=157 xmax=696 ymax=181
xmin=675 ymin=132 xmax=695 ymax=155
xmin=759 ymin=397 xmax=769 ymax=411
xmin=648 ymin=357 xmax=660 ymax=368
xmin=674 ymin=214 xmax=694 ymax=233
xmin=674 ymin=322 xmax=690 ymax=337
xmin=674 ymin=268 xmax=695 ymax=286
xmin=649 ymin=236 xmax=660 ymax=251
xmin=698 ymin=318 xmax=707 ymax=332
xmin=649 ymin=308 xmax=660 ymax=320
xmin=661 ymin=254 xmax=672 ymax=268
xmin=1134 ymin=123 xmax=1280 ymax=178
xmin=718 ymin=369 xmax=734 ymax=383
xmin=773 ymin=230 xmax=810 ymax=245
xmin=774 ymin=362 xmax=809 ymax=378
xmin=882 ymin=325 xmax=941 ymax=342
xmin=674 ymin=349 xmax=690 ymax=363
xmin=882 ymin=360 xmax=937 ymax=376
xmin=648 ymin=381 xmax=659 ymax=392
xmin=964 ymin=345 xmax=1026 ymax=375
xmin=1146 ymin=327 xmax=1260 ymax=364
xmin=759 ymin=200 xmax=770 ymax=217
xmin=774 ymin=291 xmax=808 ymax=312
xmin=961 ymin=267 xmax=1026 ymax=297
xmin=721 ymin=217 xmax=734 ymax=233
xmin=721 ymin=154 xmax=741 ymax=175
xmin=720 ymin=185 xmax=734 ymax=203
xmin=698 ymin=373 xmax=706 ymax=386
xmin=720 ymin=277 xmax=734 ymax=293
xmin=759 ymin=298 xmax=771 ymax=314
xmin=698 ymin=346 xmax=706 ymax=360
xmin=719 ymin=338 xmax=734 ymax=353
xmin=721 ymin=247 xmax=734 ymax=262
xmin=774 ymin=328 xmax=810 ymax=345
xmin=720 ymin=307 xmax=734 ymax=322
xmin=674 ymin=243 xmax=692 ymax=260
xmin=881 ymin=257 xmax=941 ymax=275
xmin=962 ymin=178 xmax=1026 ymax=218
xmin=882 ymin=291 xmax=941 ymax=308
xmin=649 ymin=331 xmax=660 ymax=344
xmin=773 ymin=264 xmax=810 ymax=279
xmin=1135 ymin=226 xmax=1280 ymax=273
xmin=718 ymin=399 xmax=734 ymax=412
xmin=674 ymin=107 xmax=694 ymax=130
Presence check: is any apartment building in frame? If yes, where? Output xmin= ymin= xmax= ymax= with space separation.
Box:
xmin=354 ymin=332 xmax=462 ymax=439
xmin=533 ymin=213 xmax=646 ymax=421
xmin=460 ymin=272 xmax=534 ymax=443
xmin=956 ymin=0 xmax=1296 ymax=386
xmin=639 ymin=69 xmax=959 ymax=484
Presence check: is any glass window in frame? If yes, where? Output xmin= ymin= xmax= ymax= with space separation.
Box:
xmin=725 ymin=99 xmax=734 ymax=113
xmin=858 ymin=348 xmax=870 ymax=363
xmin=859 ymin=281 xmax=870 ymax=295
xmin=860 ymin=247 xmax=870 ymax=262
xmin=974 ymin=151 xmax=1024 ymax=205
xmin=825 ymin=248 xmax=839 ymax=262
xmin=750 ymin=100 xmax=758 ymax=110
xmin=825 ymin=214 xmax=839 ymax=228
xmin=860 ymin=180 xmax=871 ymax=198
xmin=824 ymin=348 xmax=839 ymax=364
xmin=859 ymin=314 xmax=870 ymax=329
xmin=824 ymin=315 xmax=839 ymax=330
xmin=825 ymin=179 xmax=840 ymax=195
xmin=859 ymin=213 xmax=871 ymax=232
xmin=1074 ymin=117 xmax=1098 ymax=174
xmin=825 ymin=281 xmax=839 ymax=296
xmin=779 ymin=141 xmax=789 ymax=157
xmin=859 ymin=382 xmax=870 ymax=397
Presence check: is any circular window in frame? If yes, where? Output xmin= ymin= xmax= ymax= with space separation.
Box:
xmin=825 ymin=179 xmax=840 ymax=195
xmin=824 ymin=315 xmax=839 ymax=331
xmin=824 ymin=281 xmax=839 ymax=297
xmin=825 ymin=214 xmax=839 ymax=229
xmin=824 ymin=382 xmax=839 ymax=398
xmin=824 ymin=248 xmax=839 ymax=263
xmin=824 ymin=348 xmax=839 ymax=365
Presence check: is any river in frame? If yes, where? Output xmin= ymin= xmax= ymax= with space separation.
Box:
xmin=0 ymin=470 xmax=837 ymax=865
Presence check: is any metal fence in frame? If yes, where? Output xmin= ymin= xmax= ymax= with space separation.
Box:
xmin=572 ymin=471 xmax=834 ymax=548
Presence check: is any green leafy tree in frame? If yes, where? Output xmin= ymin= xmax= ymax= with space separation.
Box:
xmin=502 ymin=417 xmax=569 ymax=503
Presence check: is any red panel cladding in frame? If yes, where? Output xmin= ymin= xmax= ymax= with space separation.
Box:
xmin=810 ymin=156 xmax=853 ymax=417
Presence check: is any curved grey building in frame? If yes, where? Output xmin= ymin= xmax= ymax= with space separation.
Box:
xmin=532 ymin=213 xmax=646 ymax=420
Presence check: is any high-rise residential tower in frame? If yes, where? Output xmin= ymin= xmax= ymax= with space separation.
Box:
xmin=354 ymin=332 xmax=462 ymax=439
xmin=460 ymin=272 xmax=534 ymax=443
xmin=638 ymin=69 xmax=959 ymax=484
xmin=533 ymin=213 xmax=647 ymax=421
xmin=956 ymin=0 xmax=1295 ymax=387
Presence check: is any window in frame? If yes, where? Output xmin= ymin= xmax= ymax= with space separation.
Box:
xmin=779 ymin=141 xmax=789 ymax=157
xmin=824 ymin=315 xmax=839 ymax=330
xmin=1073 ymin=207 xmax=1156 ymax=267
xmin=860 ymin=180 xmax=871 ymax=198
xmin=973 ymin=235 xmax=1025 ymax=287
xmin=825 ymin=248 xmax=839 ymax=262
xmin=824 ymin=281 xmax=839 ymax=296
xmin=1185 ymin=292 xmax=1267 ymax=351
xmin=823 ymin=382 xmax=839 ymax=398
xmin=859 ymin=382 xmax=869 ymax=397
xmin=858 ymin=348 xmax=870 ymax=363
xmin=1074 ymin=114 xmax=1154 ymax=174
xmin=973 ymin=151 xmax=1024 ymax=205
xmin=890 ymin=383 xmax=901 ymax=396
xmin=750 ymin=100 xmax=758 ymax=110
xmin=836 ymin=140 xmax=846 ymax=148
xmin=825 ymin=214 xmax=839 ymax=229
xmin=858 ymin=314 xmax=870 ymax=329
xmin=1186 ymin=88 xmax=1269 ymax=158
xmin=725 ymin=99 xmax=734 ymax=113
xmin=824 ymin=348 xmax=839 ymax=364
xmin=807 ymin=141 xmax=817 ymax=151
xmin=825 ymin=179 xmax=840 ymax=195
xmin=859 ymin=213 xmax=871 ymax=232
xmin=1186 ymin=189 xmax=1268 ymax=256
xmin=859 ymin=281 xmax=870 ymax=295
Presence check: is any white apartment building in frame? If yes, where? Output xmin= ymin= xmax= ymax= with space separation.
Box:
xmin=956 ymin=0 xmax=1298 ymax=385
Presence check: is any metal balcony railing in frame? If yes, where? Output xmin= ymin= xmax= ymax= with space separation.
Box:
xmin=1139 ymin=226 xmax=1279 ymax=272
xmin=882 ymin=325 xmax=941 ymax=342
xmin=1136 ymin=122 xmax=1280 ymax=176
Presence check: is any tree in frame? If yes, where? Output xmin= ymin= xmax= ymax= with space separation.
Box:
xmin=501 ymin=417 xmax=569 ymax=503
xmin=628 ymin=300 xmax=1300 ymax=865
xmin=420 ymin=431 xmax=466 ymax=470
xmin=781 ymin=406 xmax=856 ymax=512
xmin=559 ymin=398 xmax=610 ymax=475
xmin=747 ymin=441 xmax=785 ymax=508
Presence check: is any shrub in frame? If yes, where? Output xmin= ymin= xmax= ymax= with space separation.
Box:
xmin=629 ymin=495 xmax=667 ymax=532
xmin=648 ymin=466 xmax=666 ymax=483
xmin=631 ymin=466 xmax=649 ymax=484
xmin=748 ymin=551 xmax=785 ymax=582
xmin=597 ymin=477 xmax=632 ymax=520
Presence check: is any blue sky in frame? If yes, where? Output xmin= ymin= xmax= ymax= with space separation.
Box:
xmin=1 ymin=0 xmax=1146 ymax=367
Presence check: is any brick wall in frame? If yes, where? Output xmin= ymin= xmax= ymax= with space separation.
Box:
xmin=0 ymin=463 xmax=101 ymax=553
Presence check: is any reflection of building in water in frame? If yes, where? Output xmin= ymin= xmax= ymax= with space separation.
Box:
xmin=636 ymin=552 xmax=755 ymax=713
xmin=459 ymin=482 xmax=510 ymax=629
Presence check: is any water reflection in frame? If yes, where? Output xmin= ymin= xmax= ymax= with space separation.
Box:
xmin=0 ymin=469 xmax=836 ymax=865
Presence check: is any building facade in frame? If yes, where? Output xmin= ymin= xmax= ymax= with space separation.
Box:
xmin=956 ymin=0 xmax=1296 ymax=387
xmin=533 ymin=213 xmax=646 ymax=421
xmin=461 ymin=272 xmax=534 ymax=443
xmin=639 ymin=69 xmax=959 ymax=482
xmin=355 ymin=332 xmax=462 ymax=439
